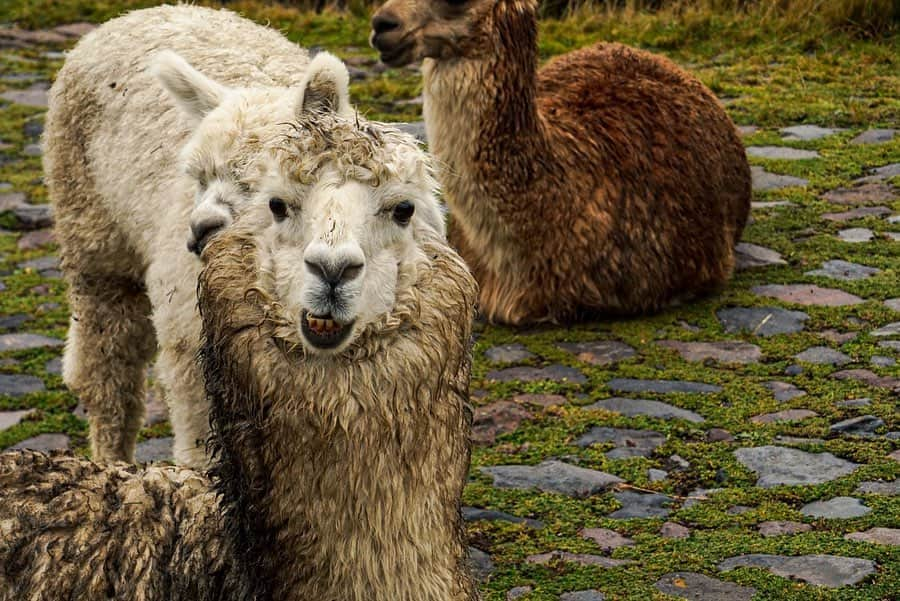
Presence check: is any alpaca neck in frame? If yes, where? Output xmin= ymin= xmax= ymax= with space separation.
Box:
xmin=423 ymin=1 xmax=549 ymax=249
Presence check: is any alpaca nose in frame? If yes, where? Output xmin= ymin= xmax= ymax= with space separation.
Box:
xmin=187 ymin=215 xmax=227 ymax=255
xmin=371 ymin=12 xmax=400 ymax=36
xmin=305 ymin=257 xmax=364 ymax=289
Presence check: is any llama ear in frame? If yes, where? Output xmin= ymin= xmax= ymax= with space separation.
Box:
xmin=152 ymin=51 xmax=228 ymax=122
xmin=296 ymin=52 xmax=352 ymax=118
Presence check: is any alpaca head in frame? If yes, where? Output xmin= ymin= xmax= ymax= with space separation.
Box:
xmin=154 ymin=51 xmax=445 ymax=353
xmin=370 ymin=0 xmax=534 ymax=65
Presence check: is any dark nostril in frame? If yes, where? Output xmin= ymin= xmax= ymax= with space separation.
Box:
xmin=306 ymin=258 xmax=364 ymax=287
xmin=371 ymin=12 xmax=401 ymax=35
xmin=187 ymin=217 xmax=225 ymax=255
xmin=341 ymin=262 xmax=363 ymax=283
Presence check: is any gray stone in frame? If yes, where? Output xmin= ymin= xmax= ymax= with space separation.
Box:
xmin=480 ymin=460 xmax=623 ymax=498
xmin=890 ymin=215 xmax=900 ymax=224
xmin=764 ymin=381 xmax=806 ymax=401
xmin=0 ymin=191 xmax=27 ymax=211
xmin=526 ymin=551 xmax=631 ymax=568
xmin=18 ymin=255 xmax=59 ymax=272
xmin=795 ymin=346 xmax=851 ymax=366
xmin=556 ymin=340 xmax=635 ymax=366
xmin=706 ymin=428 xmax=734 ymax=442
xmin=608 ymin=491 xmax=672 ymax=518
xmin=717 ymin=306 xmax=809 ymax=336
xmin=750 ymin=409 xmax=817 ymax=424
xmin=0 ymin=332 xmax=63 ymax=351
xmin=472 ymin=400 xmax=533 ymax=445
xmin=801 ymin=496 xmax=870 ymax=519
xmin=781 ymin=125 xmax=841 ymax=140
xmin=736 ymin=125 xmax=758 ymax=136
xmin=855 ymin=478 xmax=900 ymax=495
xmin=22 ymin=143 xmax=41 ymax=157
xmin=44 ymin=357 xmax=62 ymax=375
xmin=655 ymin=572 xmax=756 ymax=601
xmin=507 ymin=586 xmax=532 ymax=600
xmin=487 ymin=365 xmax=586 ymax=384
xmin=0 ymin=409 xmax=33 ymax=430
xmin=838 ymin=398 xmax=872 ymax=408
xmin=735 ymin=242 xmax=786 ymax=269
xmin=10 ymin=433 xmax=70 ymax=452
xmin=746 ymin=146 xmax=819 ymax=160
xmin=855 ymin=163 xmax=900 ymax=184
xmin=784 ymin=364 xmax=804 ymax=375
xmin=660 ymin=522 xmax=690 ymax=539
xmin=584 ymin=397 xmax=704 ymax=423
xmin=12 ymin=204 xmax=52 ymax=229
xmin=878 ymin=340 xmax=900 ymax=351
xmin=823 ymin=183 xmax=897 ymax=206
xmin=806 ymin=259 xmax=880 ymax=281
xmin=830 ymin=415 xmax=884 ymax=436
xmin=845 ymin=528 xmax=900 ymax=546
xmin=134 ymin=437 xmax=173 ymax=463
xmin=513 ymin=393 xmax=567 ymax=408
xmin=751 ymin=166 xmax=808 ymax=191
xmin=871 ymin=355 xmax=895 ymax=367
xmin=648 ymin=468 xmax=668 ymax=482
xmin=831 ymin=369 xmax=900 ymax=390
xmin=734 ymin=446 xmax=859 ymax=488
xmin=467 ymin=547 xmax=493 ymax=583
xmin=606 ymin=378 xmax=720 ymax=395
xmin=871 ymin=322 xmax=900 ymax=336
xmin=462 ymin=507 xmax=543 ymax=529
xmin=580 ymin=527 xmax=634 ymax=552
xmin=884 ymin=298 xmax=900 ymax=312
xmin=823 ymin=206 xmax=892 ymax=221
xmin=658 ymin=340 xmax=761 ymax=364
xmin=838 ymin=227 xmax=874 ymax=242
xmin=758 ymin=520 xmax=812 ymax=537
xmin=575 ymin=426 xmax=665 ymax=458
xmin=885 ymin=232 xmax=900 ymax=241
xmin=485 ymin=343 xmax=534 ymax=363
xmin=0 ymin=313 xmax=28 ymax=330
xmin=0 ymin=374 xmax=44 ymax=397
xmin=851 ymin=129 xmax=896 ymax=144
xmin=394 ymin=121 xmax=426 ymax=143
xmin=718 ymin=554 xmax=876 ymax=587
xmin=751 ymin=200 xmax=794 ymax=209
xmin=0 ymin=85 xmax=49 ymax=108
xmin=560 ymin=591 xmax=606 ymax=601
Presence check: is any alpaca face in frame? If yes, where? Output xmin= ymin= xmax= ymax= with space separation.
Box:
xmin=370 ymin=0 xmax=500 ymax=66
xmin=155 ymin=50 xmax=445 ymax=354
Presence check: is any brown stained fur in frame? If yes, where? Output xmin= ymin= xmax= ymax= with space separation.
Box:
xmin=382 ymin=0 xmax=751 ymax=324
xmin=0 ymin=227 xmax=479 ymax=601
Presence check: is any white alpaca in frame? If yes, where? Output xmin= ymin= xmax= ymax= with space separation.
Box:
xmin=43 ymin=5 xmax=363 ymax=466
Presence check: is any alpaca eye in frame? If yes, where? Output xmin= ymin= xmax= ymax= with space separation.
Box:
xmin=269 ymin=198 xmax=288 ymax=221
xmin=392 ymin=201 xmax=415 ymax=226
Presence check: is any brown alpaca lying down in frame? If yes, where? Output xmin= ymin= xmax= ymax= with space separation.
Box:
xmin=371 ymin=0 xmax=752 ymax=324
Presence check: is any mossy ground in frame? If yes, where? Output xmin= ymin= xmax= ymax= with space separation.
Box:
xmin=0 ymin=2 xmax=898 ymax=599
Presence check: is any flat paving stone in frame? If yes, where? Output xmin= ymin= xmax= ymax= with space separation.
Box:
xmin=750 ymin=409 xmax=818 ymax=424
xmin=781 ymin=125 xmax=841 ymax=140
xmin=717 ymin=554 xmax=876 ymax=587
xmin=806 ymin=259 xmax=880 ymax=281
xmin=837 ymin=397 xmax=871 ymax=408
xmin=485 ymin=343 xmax=534 ymax=363
xmin=135 ymin=437 xmax=173 ymax=463
xmin=526 ymin=551 xmax=632 ymax=568
xmin=608 ymin=491 xmax=673 ymax=518
xmin=734 ymin=242 xmax=786 ymax=269
xmin=831 ymin=369 xmax=900 ymax=390
xmin=838 ymin=227 xmax=874 ymax=242
xmin=556 ymin=340 xmax=635 ymax=366
xmin=580 ymin=527 xmax=634 ymax=552
xmin=585 ymin=397 xmax=704 ymax=423
xmin=0 ymin=314 xmax=28 ymax=330
xmin=506 ymin=586 xmax=532 ymax=599
xmin=606 ymin=378 xmax=721 ymax=395
xmin=763 ymin=381 xmax=806 ymax=401
xmin=822 ymin=206 xmax=892 ymax=221
xmin=394 ymin=121 xmax=426 ymax=143
xmin=736 ymin=125 xmax=758 ymax=136
xmin=480 ymin=460 xmax=623 ymax=498
xmin=0 ymin=85 xmax=49 ymax=108
xmin=751 ymin=166 xmax=808 ymax=191
xmin=17 ymin=228 xmax=55 ymax=250
xmin=747 ymin=146 xmax=819 ymax=159
xmin=885 ymin=298 xmax=900 ymax=312
xmin=560 ymin=591 xmax=606 ymax=601
xmin=795 ymin=346 xmax=851 ymax=365
xmin=487 ymin=365 xmax=586 ymax=384
xmin=855 ymin=478 xmax=900 ymax=495
xmin=655 ymin=572 xmax=756 ymax=601
xmin=855 ymin=162 xmax=900 ymax=184
xmin=758 ymin=520 xmax=812 ymax=537
xmin=648 ymin=468 xmax=668 ymax=482
xmin=801 ymin=496 xmax=870 ymax=519
xmin=12 ymin=204 xmax=53 ymax=229
xmin=19 ymin=255 xmax=59 ymax=272
xmin=751 ymin=200 xmax=794 ymax=209
xmin=871 ymin=322 xmax=900 ymax=336
xmin=845 ymin=528 xmax=900 ymax=546
xmin=0 ymin=374 xmax=44 ymax=397
xmin=822 ymin=183 xmax=897 ymax=205
xmin=512 ymin=393 xmax=567 ymax=408
xmin=467 ymin=547 xmax=493 ymax=583
xmin=472 ymin=400 xmax=532 ymax=445
xmin=658 ymin=340 xmax=762 ymax=364
xmin=851 ymin=129 xmax=896 ymax=144
xmin=0 ymin=332 xmax=63 ymax=351
xmin=717 ymin=306 xmax=809 ymax=335
xmin=753 ymin=283 xmax=864 ymax=306
xmin=830 ymin=415 xmax=884 ymax=436
xmin=660 ymin=522 xmax=690 ymax=539
xmin=462 ymin=507 xmax=543 ymax=529
xmin=9 ymin=433 xmax=70 ymax=452
xmin=734 ymin=446 xmax=859 ymax=488
xmin=0 ymin=191 xmax=27 ymax=211
xmin=0 ymin=409 xmax=33 ymax=430
xmin=575 ymin=426 xmax=665 ymax=458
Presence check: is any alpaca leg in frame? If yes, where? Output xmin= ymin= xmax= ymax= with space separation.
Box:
xmin=63 ymin=276 xmax=156 ymax=462
xmin=155 ymin=344 xmax=210 ymax=468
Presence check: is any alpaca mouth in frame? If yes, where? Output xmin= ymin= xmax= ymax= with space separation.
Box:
xmin=300 ymin=310 xmax=355 ymax=350
xmin=377 ymin=42 xmax=415 ymax=68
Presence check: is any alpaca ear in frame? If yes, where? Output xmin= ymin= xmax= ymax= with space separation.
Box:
xmin=296 ymin=51 xmax=352 ymax=118
xmin=152 ymin=51 xmax=228 ymax=122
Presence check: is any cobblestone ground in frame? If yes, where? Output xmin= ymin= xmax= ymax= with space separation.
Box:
xmin=0 ymin=14 xmax=898 ymax=601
